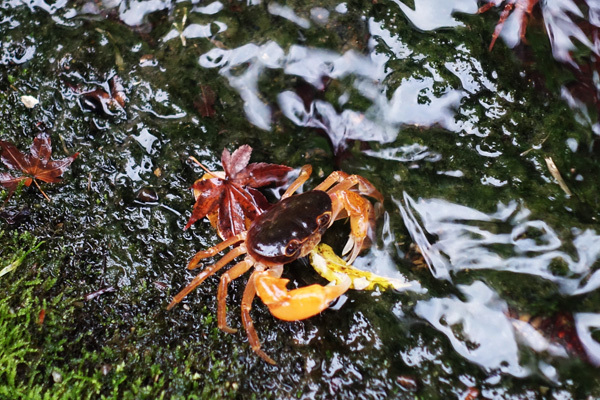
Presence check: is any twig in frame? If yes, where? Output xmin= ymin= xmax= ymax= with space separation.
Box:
xmin=188 ymin=156 xmax=218 ymax=178
xmin=544 ymin=157 xmax=572 ymax=196
xmin=33 ymin=179 xmax=52 ymax=202
xmin=520 ymin=134 xmax=549 ymax=156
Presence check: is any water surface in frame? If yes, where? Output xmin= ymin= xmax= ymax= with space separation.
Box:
xmin=1 ymin=0 xmax=600 ymax=398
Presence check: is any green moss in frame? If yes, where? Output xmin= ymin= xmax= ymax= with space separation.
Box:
xmin=0 ymin=232 xmax=239 ymax=399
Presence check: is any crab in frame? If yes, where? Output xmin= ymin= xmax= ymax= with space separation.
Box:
xmin=478 ymin=0 xmax=539 ymax=51
xmin=168 ymin=165 xmax=383 ymax=364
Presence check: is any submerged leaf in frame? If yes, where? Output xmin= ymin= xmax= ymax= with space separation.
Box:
xmin=195 ymin=84 xmax=216 ymax=117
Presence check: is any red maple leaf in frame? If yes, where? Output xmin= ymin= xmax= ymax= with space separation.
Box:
xmin=0 ymin=132 xmax=79 ymax=201
xmin=185 ymin=145 xmax=293 ymax=239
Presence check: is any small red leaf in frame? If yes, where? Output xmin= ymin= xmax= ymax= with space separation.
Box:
xmin=234 ymin=163 xmax=292 ymax=187
xmin=0 ymin=141 xmax=29 ymax=171
xmin=185 ymin=145 xmax=292 ymax=239
xmin=229 ymin=145 xmax=252 ymax=176
xmin=0 ymin=133 xmax=78 ymax=200
xmin=28 ymin=154 xmax=80 ymax=184
xmin=229 ymin=183 xmax=264 ymax=222
xmin=0 ymin=172 xmax=28 ymax=202
xmin=243 ymin=187 xmax=271 ymax=213
xmin=29 ymin=132 xmax=52 ymax=164
xmin=217 ymin=190 xmax=246 ymax=239
xmin=222 ymin=145 xmax=252 ymax=178
xmin=185 ymin=179 xmax=224 ymax=230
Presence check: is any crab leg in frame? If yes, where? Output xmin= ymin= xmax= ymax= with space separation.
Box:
xmin=281 ymin=165 xmax=312 ymax=199
xmin=241 ymin=270 xmax=276 ymax=365
xmin=329 ymin=190 xmax=374 ymax=263
xmin=167 ymin=244 xmax=247 ymax=310
xmin=254 ymin=270 xmax=351 ymax=322
xmin=315 ymin=172 xmax=384 ymax=203
xmin=187 ymin=232 xmax=246 ymax=270
xmin=217 ymin=257 xmax=254 ymax=333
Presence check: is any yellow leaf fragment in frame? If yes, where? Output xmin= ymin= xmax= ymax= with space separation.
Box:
xmin=309 ymin=243 xmax=410 ymax=291
xmin=0 ymin=260 xmax=19 ymax=278
xmin=544 ymin=156 xmax=572 ymax=196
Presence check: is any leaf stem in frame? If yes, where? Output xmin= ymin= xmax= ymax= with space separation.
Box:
xmin=33 ymin=179 xmax=52 ymax=202
xmin=189 ymin=156 xmax=218 ymax=178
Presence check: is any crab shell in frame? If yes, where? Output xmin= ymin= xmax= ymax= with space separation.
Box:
xmin=246 ymin=190 xmax=332 ymax=266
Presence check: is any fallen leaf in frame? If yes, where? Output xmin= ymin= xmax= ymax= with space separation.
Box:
xmin=109 ymin=76 xmax=127 ymax=108
xmin=545 ymin=156 xmax=572 ymax=196
xmin=80 ymin=76 xmax=127 ymax=116
xmin=186 ymin=145 xmax=293 ymax=239
xmin=0 ymin=132 xmax=79 ymax=201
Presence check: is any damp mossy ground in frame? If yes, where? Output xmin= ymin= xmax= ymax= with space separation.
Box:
xmin=0 ymin=231 xmax=241 ymax=399
xmin=1 ymin=0 xmax=600 ymax=398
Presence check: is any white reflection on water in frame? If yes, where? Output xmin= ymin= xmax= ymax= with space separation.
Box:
xmin=268 ymin=3 xmax=310 ymax=29
xmin=363 ymin=143 xmax=441 ymax=163
xmin=193 ymin=1 xmax=224 ymax=15
xmin=541 ymin=0 xmax=598 ymax=65
xmin=199 ymin=39 xmax=463 ymax=150
xmin=395 ymin=189 xmax=600 ymax=373
xmin=390 ymin=0 xmax=478 ymax=30
xmin=415 ymin=281 xmax=529 ymax=377
xmin=353 ymin=211 xmax=425 ymax=294
xmin=200 ymin=42 xmax=285 ymax=130
xmin=575 ymin=313 xmax=600 ymax=366
xmin=118 ymin=0 xmax=172 ymax=26
xmin=395 ymin=192 xmax=600 ymax=296
xmin=162 ymin=21 xmax=227 ymax=42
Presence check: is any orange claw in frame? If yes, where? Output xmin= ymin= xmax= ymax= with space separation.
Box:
xmin=254 ymin=273 xmax=351 ymax=321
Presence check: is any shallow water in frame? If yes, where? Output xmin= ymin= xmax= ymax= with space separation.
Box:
xmin=1 ymin=0 xmax=600 ymax=398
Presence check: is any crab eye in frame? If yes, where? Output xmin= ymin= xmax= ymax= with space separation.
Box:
xmin=317 ymin=213 xmax=331 ymax=226
xmin=285 ymin=240 xmax=302 ymax=256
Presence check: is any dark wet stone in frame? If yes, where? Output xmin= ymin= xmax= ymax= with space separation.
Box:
xmin=0 ymin=207 xmax=31 ymax=225
xmin=136 ymin=188 xmax=159 ymax=203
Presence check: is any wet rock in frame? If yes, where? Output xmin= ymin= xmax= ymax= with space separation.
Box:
xmin=136 ymin=188 xmax=159 ymax=203
xmin=0 ymin=207 xmax=31 ymax=225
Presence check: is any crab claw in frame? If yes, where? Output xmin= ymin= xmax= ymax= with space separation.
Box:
xmin=254 ymin=274 xmax=351 ymax=321
xmin=330 ymin=190 xmax=374 ymax=264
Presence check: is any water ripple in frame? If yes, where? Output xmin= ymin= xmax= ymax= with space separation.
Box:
xmin=395 ymin=192 xmax=600 ymax=295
